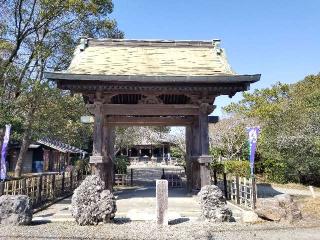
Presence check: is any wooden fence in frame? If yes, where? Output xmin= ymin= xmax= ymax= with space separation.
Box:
xmin=114 ymin=174 xmax=128 ymax=186
xmin=165 ymin=169 xmax=184 ymax=188
xmin=0 ymin=171 xmax=87 ymax=208
xmin=211 ymin=171 xmax=257 ymax=209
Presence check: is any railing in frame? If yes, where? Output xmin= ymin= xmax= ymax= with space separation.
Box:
xmin=114 ymin=174 xmax=128 ymax=186
xmin=165 ymin=169 xmax=184 ymax=188
xmin=0 ymin=171 xmax=87 ymax=209
xmin=211 ymin=171 xmax=257 ymax=210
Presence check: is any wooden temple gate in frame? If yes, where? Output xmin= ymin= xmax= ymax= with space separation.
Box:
xmin=46 ymin=38 xmax=260 ymax=192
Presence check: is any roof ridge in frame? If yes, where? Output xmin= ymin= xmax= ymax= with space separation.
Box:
xmin=81 ymin=38 xmax=221 ymax=47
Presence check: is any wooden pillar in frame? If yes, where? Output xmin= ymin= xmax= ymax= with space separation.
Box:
xmin=185 ymin=126 xmax=192 ymax=192
xmin=197 ymin=103 xmax=215 ymax=188
xmin=191 ymin=116 xmax=201 ymax=190
xmin=89 ymin=100 xmax=108 ymax=189
xmin=102 ymin=124 xmax=115 ymax=191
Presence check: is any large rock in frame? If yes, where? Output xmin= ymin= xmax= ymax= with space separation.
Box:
xmin=71 ymin=175 xmax=116 ymax=225
xmin=255 ymin=194 xmax=301 ymax=222
xmin=198 ymin=185 xmax=232 ymax=222
xmin=242 ymin=211 xmax=261 ymax=223
xmin=0 ymin=195 xmax=32 ymax=225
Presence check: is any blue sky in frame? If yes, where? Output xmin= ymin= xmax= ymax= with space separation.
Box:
xmin=111 ymin=0 xmax=320 ymax=116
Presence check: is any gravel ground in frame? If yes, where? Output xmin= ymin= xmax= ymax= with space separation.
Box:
xmin=1 ymin=220 xmax=320 ymax=240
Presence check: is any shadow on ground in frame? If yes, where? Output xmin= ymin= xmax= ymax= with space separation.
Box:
xmin=257 ymin=183 xmax=285 ymax=198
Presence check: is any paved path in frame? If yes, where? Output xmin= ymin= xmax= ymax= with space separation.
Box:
xmin=34 ymin=167 xmax=243 ymax=222
xmin=257 ymin=184 xmax=320 ymax=198
xmin=33 ymin=187 xmax=202 ymax=222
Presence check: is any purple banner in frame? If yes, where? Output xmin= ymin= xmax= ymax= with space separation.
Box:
xmin=1 ymin=124 xmax=11 ymax=180
xmin=247 ymin=127 xmax=260 ymax=176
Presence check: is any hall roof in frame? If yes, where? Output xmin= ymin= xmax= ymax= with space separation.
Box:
xmin=45 ymin=38 xmax=260 ymax=84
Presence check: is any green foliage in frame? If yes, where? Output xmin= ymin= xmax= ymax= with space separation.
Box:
xmin=223 ymin=160 xmax=250 ymax=177
xmin=210 ymin=160 xmax=250 ymax=177
xmin=114 ymin=156 xmax=129 ymax=174
xmin=224 ymin=74 xmax=320 ymax=185
xmin=170 ymin=146 xmax=183 ymax=159
xmin=74 ymin=158 xmax=90 ymax=172
xmin=262 ymin=159 xmax=288 ymax=183
xmin=210 ymin=160 xmax=224 ymax=174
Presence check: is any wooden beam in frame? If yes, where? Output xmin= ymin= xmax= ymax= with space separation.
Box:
xmin=106 ymin=116 xmax=193 ymax=126
xmin=100 ymin=104 xmax=200 ymax=116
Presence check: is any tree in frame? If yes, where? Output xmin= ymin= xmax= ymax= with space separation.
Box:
xmin=0 ymin=0 xmax=123 ymax=177
xmin=224 ymin=75 xmax=320 ymax=184
xmin=209 ymin=114 xmax=256 ymax=161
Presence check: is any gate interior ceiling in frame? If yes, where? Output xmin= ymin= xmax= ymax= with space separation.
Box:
xmin=46 ymin=38 xmax=260 ymax=192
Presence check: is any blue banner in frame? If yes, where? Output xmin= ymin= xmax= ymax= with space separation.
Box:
xmin=1 ymin=124 xmax=11 ymax=180
xmin=247 ymin=127 xmax=260 ymax=176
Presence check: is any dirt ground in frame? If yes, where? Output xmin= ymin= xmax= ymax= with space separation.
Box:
xmin=1 ymin=220 xmax=320 ymax=240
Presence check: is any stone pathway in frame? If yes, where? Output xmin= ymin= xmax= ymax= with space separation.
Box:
xmin=34 ymin=167 xmax=243 ymax=223
xmin=33 ymin=186 xmax=243 ymax=223
xmin=33 ymin=187 xmax=201 ymax=222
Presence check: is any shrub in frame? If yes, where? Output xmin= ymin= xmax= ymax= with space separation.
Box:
xmin=75 ymin=158 xmax=90 ymax=172
xmin=114 ymin=156 xmax=129 ymax=174
xmin=210 ymin=161 xmax=224 ymax=174
xmin=210 ymin=160 xmax=250 ymax=177
xmin=262 ymin=158 xmax=287 ymax=183
xmin=223 ymin=160 xmax=250 ymax=177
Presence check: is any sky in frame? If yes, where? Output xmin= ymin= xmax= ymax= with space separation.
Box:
xmin=110 ymin=0 xmax=320 ymax=116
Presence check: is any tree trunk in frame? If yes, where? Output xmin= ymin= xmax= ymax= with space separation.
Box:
xmin=14 ymin=132 xmax=31 ymax=178
xmin=14 ymin=107 xmax=35 ymax=178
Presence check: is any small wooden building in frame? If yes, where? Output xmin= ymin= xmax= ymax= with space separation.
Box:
xmin=7 ymin=138 xmax=87 ymax=173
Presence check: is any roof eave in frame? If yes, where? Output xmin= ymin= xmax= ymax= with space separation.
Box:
xmin=45 ymin=72 xmax=261 ymax=84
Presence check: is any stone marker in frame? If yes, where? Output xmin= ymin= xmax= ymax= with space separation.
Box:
xmin=309 ymin=186 xmax=316 ymax=199
xmin=156 ymin=179 xmax=168 ymax=225
xmin=0 ymin=195 xmax=32 ymax=225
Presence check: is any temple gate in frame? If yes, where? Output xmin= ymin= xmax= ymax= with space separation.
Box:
xmin=46 ymin=38 xmax=260 ymax=191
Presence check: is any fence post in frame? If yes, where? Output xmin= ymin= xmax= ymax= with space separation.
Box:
xmin=130 ymin=168 xmax=133 ymax=186
xmin=0 ymin=181 xmax=4 ymax=196
xmin=61 ymin=171 xmax=65 ymax=193
xmin=51 ymin=174 xmax=56 ymax=199
xmin=223 ymin=172 xmax=228 ymax=200
xmin=21 ymin=178 xmax=27 ymax=195
xmin=213 ymin=169 xmax=217 ymax=185
xmin=70 ymin=171 xmax=73 ymax=191
xmin=251 ymin=176 xmax=257 ymax=210
xmin=235 ymin=176 xmax=240 ymax=204
xmin=36 ymin=175 xmax=43 ymax=205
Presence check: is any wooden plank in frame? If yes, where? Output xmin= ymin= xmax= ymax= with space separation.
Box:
xmin=106 ymin=116 xmax=194 ymax=126
xmin=100 ymin=104 xmax=200 ymax=116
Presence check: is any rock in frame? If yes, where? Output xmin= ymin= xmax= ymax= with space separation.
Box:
xmin=255 ymin=198 xmax=286 ymax=221
xmin=71 ymin=175 xmax=116 ymax=225
xmin=0 ymin=195 xmax=32 ymax=225
xmin=198 ymin=185 xmax=232 ymax=222
xmin=255 ymin=194 xmax=301 ymax=222
xmin=242 ymin=211 xmax=260 ymax=223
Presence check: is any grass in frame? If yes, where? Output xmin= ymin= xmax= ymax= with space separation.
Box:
xmin=299 ymin=197 xmax=320 ymax=220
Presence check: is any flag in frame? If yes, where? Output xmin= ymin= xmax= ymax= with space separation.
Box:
xmin=247 ymin=127 xmax=260 ymax=176
xmin=1 ymin=124 xmax=11 ymax=180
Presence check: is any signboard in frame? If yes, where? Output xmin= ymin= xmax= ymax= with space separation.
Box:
xmin=247 ymin=126 xmax=260 ymax=176
xmin=1 ymin=124 xmax=11 ymax=180
xmin=80 ymin=116 xmax=94 ymax=123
